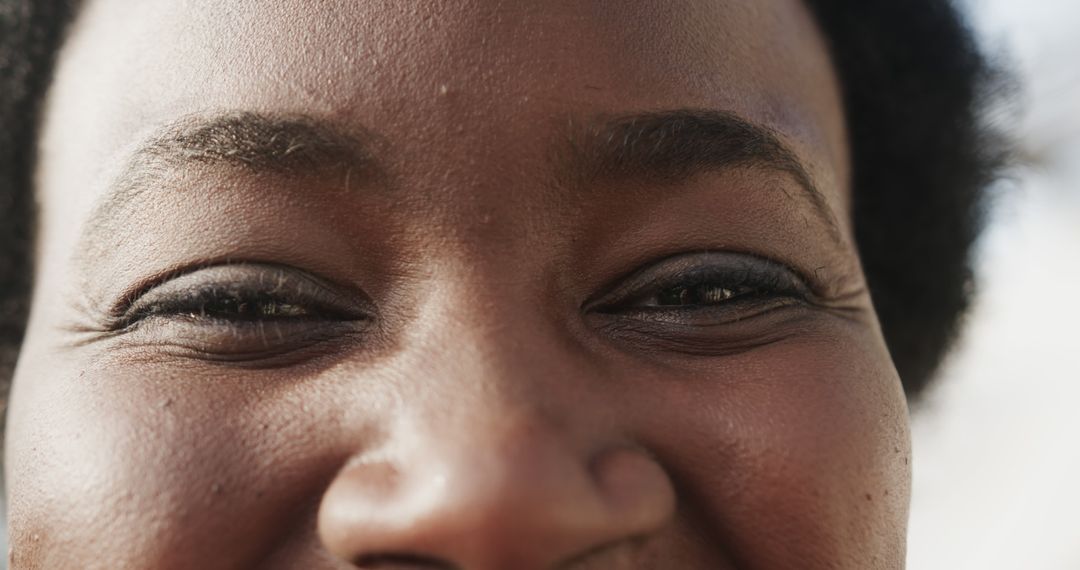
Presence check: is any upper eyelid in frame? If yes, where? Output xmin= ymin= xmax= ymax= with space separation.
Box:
xmin=109 ymin=261 xmax=269 ymax=319
xmin=104 ymin=254 xmax=812 ymax=325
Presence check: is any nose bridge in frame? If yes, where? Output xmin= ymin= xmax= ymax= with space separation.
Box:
xmin=397 ymin=285 xmax=608 ymax=534
xmin=410 ymin=258 xmax=592 ymax=399
xmin=406 ymin=399 xmax=601 ymax=531
xmin=427 ymin=362 xmax=594 ymax=472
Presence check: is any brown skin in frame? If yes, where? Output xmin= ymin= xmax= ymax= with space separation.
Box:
xmin=5 ymin=0 xmax=911 ymax=568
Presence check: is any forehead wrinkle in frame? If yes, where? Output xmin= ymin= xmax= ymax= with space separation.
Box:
xmin=557 ymin=108 xmax=844 ymax=246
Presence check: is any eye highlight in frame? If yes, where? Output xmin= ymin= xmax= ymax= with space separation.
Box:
xmin=649 ymin=282 xmax=751 ymax=307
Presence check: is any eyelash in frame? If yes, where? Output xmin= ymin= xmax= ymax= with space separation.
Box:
xmin=104 ymin=253 xmax=811 ymax=363
xmin=591 ymin=252 xmax=812 ymax=316
xmin=131 ymin=289 xmax=328 ymax=324
xmin=130 ymin=264 xmax=801 ymax=320
xmin=110 ymin=264 xmax=369 ymax=330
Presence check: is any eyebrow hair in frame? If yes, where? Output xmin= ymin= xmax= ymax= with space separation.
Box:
xmin=139 ymin=111 xmax=373 ymax=174
xmin=563 ymin=109 xmax=843 ymax=242
xmin=76 ymin=108 xmax=842 ymax=267
xmin=78 ymin=112 xmax=379 ymax=250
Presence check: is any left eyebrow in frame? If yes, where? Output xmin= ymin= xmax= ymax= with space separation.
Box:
xmin=561 ymin=109 xmax=843 ymax=243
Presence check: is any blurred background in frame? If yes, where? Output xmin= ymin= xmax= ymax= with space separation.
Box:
xmin=908 ymin=0 xmax=1080 ymax=568
xmin=1 ymin=1 xmax=1078 ymax=568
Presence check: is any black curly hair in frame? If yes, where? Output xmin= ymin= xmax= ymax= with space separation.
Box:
xmin=0 ymin=0 xmax=1005 ymax=399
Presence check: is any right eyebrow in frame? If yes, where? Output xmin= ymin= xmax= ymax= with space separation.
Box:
xmin=78 ymin=112 xmax=381 ymax=252
xmin=134 ymin=111 xmax=374 ymax=175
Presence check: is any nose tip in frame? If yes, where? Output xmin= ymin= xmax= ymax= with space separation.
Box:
xmin=317 ymin=444 xmax=675 ymax=569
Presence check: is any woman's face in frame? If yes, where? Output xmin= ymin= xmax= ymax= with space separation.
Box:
xmin=5 ymin=0 xmax=911 ymax=567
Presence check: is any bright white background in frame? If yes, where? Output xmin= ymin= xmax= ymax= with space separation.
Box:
xmin=2 ymin=1 xmax=1078 ymax=568
xmin=908 ymin=0 xmax=1080 ymax=568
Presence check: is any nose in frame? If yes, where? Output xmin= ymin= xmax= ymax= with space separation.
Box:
xmin=317 ymin=417 xmax=676 ymax=569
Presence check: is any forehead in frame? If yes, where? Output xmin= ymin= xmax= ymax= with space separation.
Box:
xmin=40 ymin=0 xmax=847 ymax=206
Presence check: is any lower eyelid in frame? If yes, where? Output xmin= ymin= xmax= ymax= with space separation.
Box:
xmin=590 ymin=307 xmax=808 ymax=357
xmin=109 ymin=329 xmax=370 ymax=369
xmin=612 ymin=295 xmax=802 ymax=323
xmin=111 ymin=313 xmax=372 ymax=358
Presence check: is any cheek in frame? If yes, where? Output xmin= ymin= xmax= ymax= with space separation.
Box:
xmin=4 ymin=353 xmax=375 ymax=567
xmin=631 ymin=323 xmax=910 ymax=567
xmin=6 ymin=316 xmax=908 ymax=567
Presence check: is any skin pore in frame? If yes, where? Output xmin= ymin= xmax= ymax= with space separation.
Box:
xmin=5 ymin=0 xmax=911 ymax=568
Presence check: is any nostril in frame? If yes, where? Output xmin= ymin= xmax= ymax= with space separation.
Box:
xmin=590 ymin=446 xmax=677 ymax=531
xmin=353 ymin=552 xmax=458 ymax=570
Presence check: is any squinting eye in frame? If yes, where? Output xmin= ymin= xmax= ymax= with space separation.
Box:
xmin=585 ymin=252 xmax=819 ymax=355
xmin=116 ymin=263 xmax=368 ymax=328
xmin=100 ymin=263 xmax=373 ymax=363
xmin=589 ymin=251 xmax=812 ymax=317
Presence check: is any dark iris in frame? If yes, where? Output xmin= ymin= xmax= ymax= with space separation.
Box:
xmin=180 ymin=293 xmax=309 ymax=321
xmin=655 ymin=283 xmax=747 ymax=306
